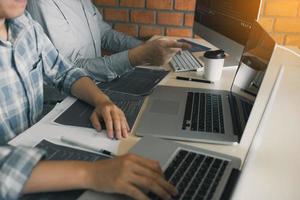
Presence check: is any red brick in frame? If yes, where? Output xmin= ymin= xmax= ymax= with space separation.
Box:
xmin=157 ymin=12 xmax=184 ymax=26
xmin=114 ymin=24 xmax=138 ymax=37
xmin=94 ymin=0 xmax=118 ymax=6
xmin=286 ymin=34 xmax=300 ymax=48
xmin=265 ymin=1 xmax=299 ymax=17
xmin=175 ymin=0 xmax=196 ymax=11
xmin=104 ymin=8 xmax=129 ymax=22
xmin=140 ymin=26 xmax=164 ymax=37
xmin=120 ymin=0 xmax=145 ymax=8
xmin=166 ymin=27 xmax=193 ymax=37
xmin=147 ymin=0 xmax=173 ymax=10
xmin=184 ymin=13 xmax=194 ymax=27
xmin=131 ymin=10 xmax=155 ymax=24
xmin=275 ymin=18 xmax=300 ymax=33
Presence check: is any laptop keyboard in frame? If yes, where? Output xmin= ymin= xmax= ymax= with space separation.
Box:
xmin=170 ymin=50 xmax=203 ymax=72
xmin=182 ymin=92 xmax=225 ymax=133
xmin=149 ymin=149 xmax=229 ymax=200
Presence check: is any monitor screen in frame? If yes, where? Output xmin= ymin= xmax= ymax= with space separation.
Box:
xmin=193 ymin=0 xmax=261 ymax=66
xmin=226 ymin=21 xmax=275 ymax=139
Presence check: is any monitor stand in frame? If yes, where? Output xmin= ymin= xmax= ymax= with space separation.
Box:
xmin=224 ymin=55 xmax=241 ymax=67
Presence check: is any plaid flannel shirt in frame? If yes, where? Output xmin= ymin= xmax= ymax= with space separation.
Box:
xmin=0 ymin=12 xmax=89 ymax=199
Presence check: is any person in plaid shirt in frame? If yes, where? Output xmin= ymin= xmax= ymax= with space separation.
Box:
xmin=0 ymin=1 xmax=177 ymax=200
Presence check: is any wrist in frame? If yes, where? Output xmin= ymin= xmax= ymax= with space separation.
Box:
xmin=93 ymin=93 xmax=111 ymax=107
xmin=128 ymin=46 xmax=146 ymax=66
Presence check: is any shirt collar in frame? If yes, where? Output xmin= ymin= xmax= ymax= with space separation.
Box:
xmin=2 ymin=12 xmax=32 ymax=45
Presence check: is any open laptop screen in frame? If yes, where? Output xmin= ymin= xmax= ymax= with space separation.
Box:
xmin=227 ymin=21 xmax=276 ymax=139
xmin=231 ymin=21 xmax=276 ymax=99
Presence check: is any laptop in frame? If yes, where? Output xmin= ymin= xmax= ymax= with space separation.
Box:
xmin=76 ymin=136 xmax=241 ymax=200
xmin=135 ymin=22 xmax=276 ymax=144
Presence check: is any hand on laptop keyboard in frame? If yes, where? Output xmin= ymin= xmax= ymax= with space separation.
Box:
xmin=85 ymin=154 xmax=178 ymax=200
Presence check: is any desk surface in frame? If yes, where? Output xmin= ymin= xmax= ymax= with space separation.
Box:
xmin=232 ymin=64 xmax=300 ymax=199
xmin=9 ymin=38 xmax=300 ymax=199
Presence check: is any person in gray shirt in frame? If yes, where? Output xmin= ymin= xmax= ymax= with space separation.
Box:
xmin=26 ymin=0 xmax=189 ymax=83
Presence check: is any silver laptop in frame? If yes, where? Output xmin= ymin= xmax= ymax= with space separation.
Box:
xmin=135 ymin=22 xmax=276 ymax=144
xmin=79 ymin=136 xmax=241 ymax=200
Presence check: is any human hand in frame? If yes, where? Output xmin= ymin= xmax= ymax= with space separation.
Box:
xmin=90 ymin=98 xmax=129 ymax=139
xmin=129 ymin=38 xmax=191 ymax=66
xmin=84 ymin=154 xmax=178 ymax=200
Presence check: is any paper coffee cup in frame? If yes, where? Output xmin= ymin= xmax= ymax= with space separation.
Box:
xmin=203 ymin=50 xmax=226 ymax=82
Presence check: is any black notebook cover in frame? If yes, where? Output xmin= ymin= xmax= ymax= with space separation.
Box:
xmin=97 ymin=67 xmax=169 ymax=96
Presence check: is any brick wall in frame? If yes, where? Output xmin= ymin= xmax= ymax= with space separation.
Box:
xmin=94 ymin=0 xmax=196 ymax=38
xmin=94 ymin=0 xmax=300 ymax=48
xmin=259 ymin=0 xmax=300 ymax=47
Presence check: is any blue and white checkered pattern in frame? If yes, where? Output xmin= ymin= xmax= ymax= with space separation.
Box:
xmin=0 ymin=146 xmax=45 ymax=200
xmin=0 ymin=12 xmax=89 ymax=199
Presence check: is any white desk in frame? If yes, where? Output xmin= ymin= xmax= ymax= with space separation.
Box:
xmin=231 ymin=46 xmax=300 ymax=199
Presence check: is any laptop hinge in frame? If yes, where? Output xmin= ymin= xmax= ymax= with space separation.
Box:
xmin=220 ymin=168 xmax=241 ymax=200
xmin=228 ymin=94 xmax=243 ymax=141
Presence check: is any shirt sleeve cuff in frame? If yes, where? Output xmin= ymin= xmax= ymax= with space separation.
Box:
xmin=0 ymin=147 xmax=45 ymax=200
xmin=62 ymin=68 xmax=92 ymax=94
xmin=128 ymin=38 xmax=143 ymax=49
xmin=74 ymin=51 xmax=134 ymax=82
xmin=109 ymin=50 xmax=134 ymax=76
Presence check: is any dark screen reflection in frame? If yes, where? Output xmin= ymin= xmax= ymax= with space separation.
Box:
xmin=233 ymin=22 xmax=276 ymax=96
xmin=195 ymin=0 xmax=261 ymax=45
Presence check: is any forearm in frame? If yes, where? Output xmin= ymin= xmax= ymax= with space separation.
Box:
xmin=101 ymin=29 xmax=142 ymax=52
xmin=70 ymin=77 xmax=109 ymax=107
xmin=23 ymin=161 xmax=90 ymax=194
xmin=75 ymin=51 xmax=133 ymax=82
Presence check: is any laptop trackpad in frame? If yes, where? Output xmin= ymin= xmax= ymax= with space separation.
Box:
xmin=149 ymin=100 xmax=179 ymax=115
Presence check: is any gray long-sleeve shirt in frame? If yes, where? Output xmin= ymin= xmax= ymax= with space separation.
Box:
xmin=26 ymin=0 xmax=143 ymax=82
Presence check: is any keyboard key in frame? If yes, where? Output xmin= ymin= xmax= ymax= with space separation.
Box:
xmin=182 ymin=92 xmax=194 ymax=130
xmin=191 ymin=93 xmax=200 ymax=131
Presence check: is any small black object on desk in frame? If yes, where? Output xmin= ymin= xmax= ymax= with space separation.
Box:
xmin=176 ymin=76 xmax=213 ymax=84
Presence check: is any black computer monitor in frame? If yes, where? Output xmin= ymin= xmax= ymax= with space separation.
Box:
xmin=193 ymin=0 xmax=262 ymax=66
